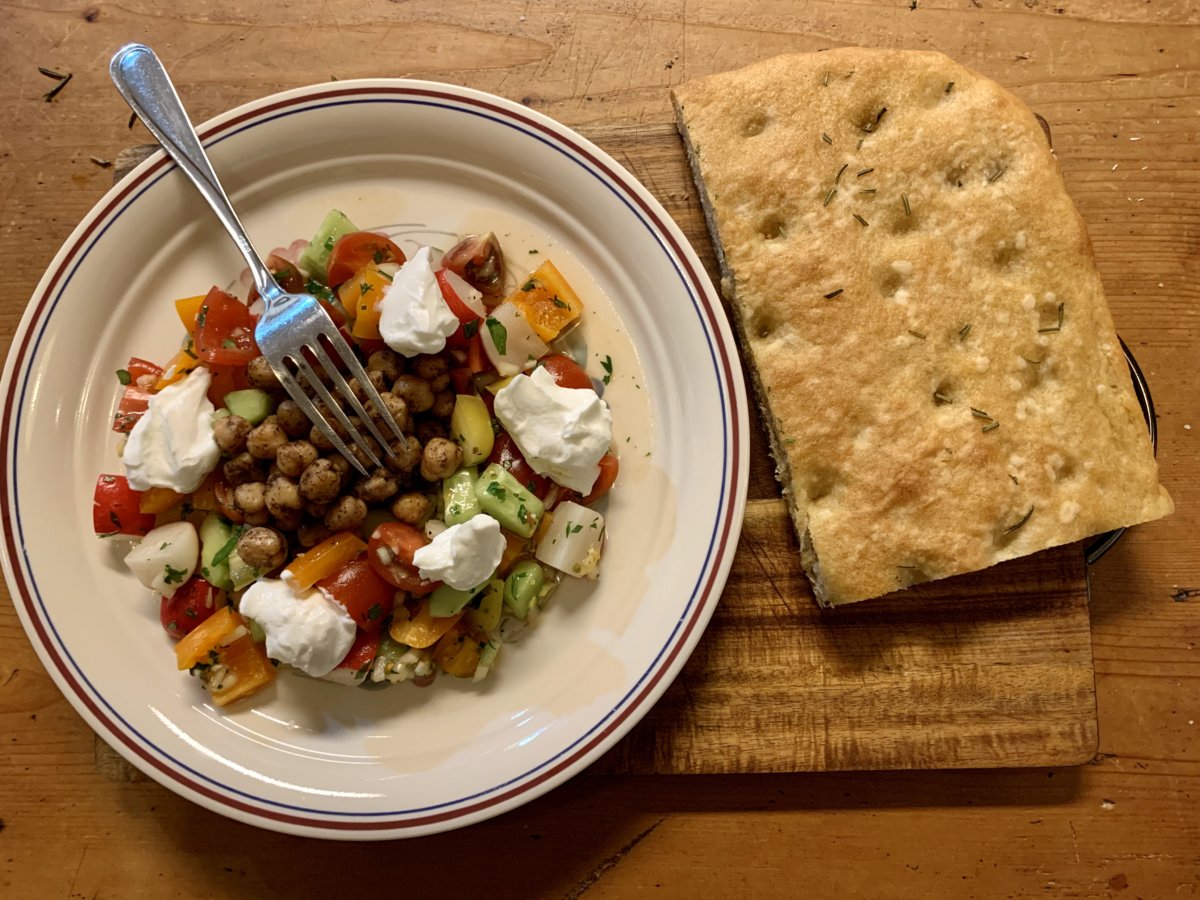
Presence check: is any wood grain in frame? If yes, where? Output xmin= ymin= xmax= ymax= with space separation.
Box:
xmin=1 ymin=2 xmax=1197 ymax=898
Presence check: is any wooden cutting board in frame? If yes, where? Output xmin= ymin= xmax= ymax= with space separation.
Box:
xmin=101 ymin=131 xmax=1096 ymax=779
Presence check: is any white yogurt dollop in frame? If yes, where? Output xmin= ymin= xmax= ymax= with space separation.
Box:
xmin=378 ymin=246 xmax=460 ymax=357
xmin=123 ymin=367 xmax=220 ymax=493
xmin=413 ymin=514 xmax=505 ymax=590
xmin=493 ymin=366 xmax=613 ymax=495
xmin=239 ymin=578 xmax=356 ymax=678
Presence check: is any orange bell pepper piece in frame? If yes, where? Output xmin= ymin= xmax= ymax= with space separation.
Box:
xmin=176 ymin=606 xmax=243 ymax=670
xmin=208 ymin=634 xmax=276 ymax=707
xmin=174 ymin=606 xmax=276 ymax=706
xmin=175 ymin=294 xmax=206 ymax=336
xmin=138 ymin=486 xmax=186 ymax=515
xmin=283 ymin=531 xmax=367 ymax=592
xmin=506 ymin=260 xmax=583 ymax=342
xmin=155 ymin=341 xmax=203 ymax=390
xmin=433 ymin=622 xmax=486 ymax=677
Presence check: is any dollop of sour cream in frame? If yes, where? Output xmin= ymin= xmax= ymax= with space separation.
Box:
xmin=123 ymin=367 xmax=220 ymax=493
xmin=378 ymin=246 xmax=460 ymax=357
xmin=413 ymin=514 xmax=505 ymax=590
xmin=239 ymin=578 xmax=356 ymax=678
xmin=493 ymin=366 xmax=613 ymax=495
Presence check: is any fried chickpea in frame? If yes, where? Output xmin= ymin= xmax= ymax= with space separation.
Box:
xmin=369 ymin=392 xmax=409 ymax=433
xmin=430 ymin=389 xmax=456 ymax=419
xmin=246 ymin=420 xmax=289 ymax=460
xmin=384 ymin=435 xmax=422 ymax=475
xmin=327 ymin=454 xmax=353 ymax=488
xmin=299 ymin=458 xmax=341 ymax=503
xmin=391 ymin=375 xmax=434 ymax=414
xmin=411 ymin=356 xmax=448 ymax=382
xmin=236 ymin=527 xmax=287 ymax=570
xmin=246 ymin=356 xmax=281 ymax=391
xmin=223 ymin=452 xmax=263 ymax=487
xmin=348 ymin=433 xmax=383 ymax=471
xmin=420 ymin=437 xmax=463 ymax=482
xmin=390 ymin=492 xmax=433 ymax=525
xmin=414 ymin=419 xmax=449 ymax=445
xmin=367 ymin=349 xmax=402 ymax=382
xmin=296 ymin=521 xmax=331 ymax=549
xmin=213 ymin=414 xmax=251 ymax=455
xmin=274 ymin=400 xmax=310 ymax=438
xmin=233 ymin=482 xmax=266 ymax=515
xmin=276 ymin=440 xmax=318 ymax=478
xmin=265 ymin=476 xmax=303 ymax=518
xmin=324 ymin=496 xmax=367 ymax=532
xmin=355 ymin=468 xmax=399 ymax=503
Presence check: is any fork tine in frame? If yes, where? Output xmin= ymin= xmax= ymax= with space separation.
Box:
xmin=322 ymin=326 xmax=407 ymax=446
xmin=272 ymin=363 xmax=372 ymax=477
xmin=291 ymin=353 xmax=383 ymax=472
xmin=308 ymin=337 xmax=397 ymax=453
xmin=290 ymin=353 xmax=384 ymax=471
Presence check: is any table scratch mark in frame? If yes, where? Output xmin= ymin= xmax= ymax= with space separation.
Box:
xmin=560 ymin=817 xmax=666 ymax=899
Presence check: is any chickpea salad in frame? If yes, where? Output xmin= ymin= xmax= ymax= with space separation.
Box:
xmin=93 ymin=210 xmax=619 ymax=708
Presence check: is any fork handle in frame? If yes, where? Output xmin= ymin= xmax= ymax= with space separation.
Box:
xmin=109 ymin=44 xmax=282 ymax=304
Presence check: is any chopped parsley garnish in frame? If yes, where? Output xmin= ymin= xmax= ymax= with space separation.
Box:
xmin=522 ymin=279 xmax=536 ymax=292
xmin=485 ymin=481 xmax=507 ymax=502
xmin=367 ymin=603 xmax=383 ymax=621
xmin=196 ymin=305 xmax=208 ymax=328
xmin=210 ymin=525 xmax=245 ymax=568
xmin=551 ymin=296 xmax=570 ymax=310
xmin=463 ymin=319 xmax=479 ymax=339
xmin=115 ymin=369 xmax=132 ymax=385
xmin=567 ymin=523 xmax=583 ymax=535
xmin=517 ymin=503 xmax=527 ymax=523
xmin=485 ymin=317 xmax=508 ymax=355
xmin=162 ymin=564 xmax=187 ymax=585
xmin=359 ymin=282 xmax=373 ymax=297
xmin=323 ymin=235 xmax=336 ymax=251
xmin=222 ymin=338 xmax=237 ymax=349
xmin=373 ymin=249 xmax=385 ymax=264
xmin=601 ymin=355 xmax=613 ymax=385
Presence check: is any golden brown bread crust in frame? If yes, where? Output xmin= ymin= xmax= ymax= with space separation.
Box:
xmin=672 ymin=49 xmax=1173 ymax=606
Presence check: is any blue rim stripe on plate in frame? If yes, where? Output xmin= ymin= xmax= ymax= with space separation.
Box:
xmin=0 ymin=85 xmax=746 ymax=832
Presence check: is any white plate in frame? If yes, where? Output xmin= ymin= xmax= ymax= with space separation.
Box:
xmin=0 ymin=80 xmax=748 ymax=839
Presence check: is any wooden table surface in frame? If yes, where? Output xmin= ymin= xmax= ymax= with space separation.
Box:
xmin=1 ymin=2 xmax=1197 ymax=897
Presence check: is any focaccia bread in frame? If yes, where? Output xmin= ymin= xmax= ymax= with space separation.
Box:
xmin=672 ymin=49 xmax=1173 ymax=606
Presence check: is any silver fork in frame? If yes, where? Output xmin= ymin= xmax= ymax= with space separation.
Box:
xmin=109 ymin=43 xmax=404 ymax=476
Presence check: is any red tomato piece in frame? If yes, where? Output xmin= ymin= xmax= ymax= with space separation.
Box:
xmin=487 ymin=433 xmax=550 ymax=499
xmin=465 ymin=331 xmax=489 ymax=374
xmin=247 ymin=253 xmax=307 ymax=305
xmin=125 ymin=357 xmax=164 ymax=386
xmin=160 ymin=576 xmax=220 ymax=640
xmin=327 ymin=232 xmax=406 ymax=287
xmin=205 ymin=363 xmax=250 ymax=407
xmin=539 ymin=353 xmax=593 ymax=390
xmin=335 ymin=629 xmax=382 ymax=674
xmin=448 ymin=366 xmax=472 ymax=395
xmin=317 ymin=557 xmax=397 ymax=631
xmin=582 ymin=453 xmax=619 ymax=505
xmin=195 ymin=286 xmax=260 ymax=366
xmin=435 ymin=270 xmax=483 ymax=350
xmin=366 ymin=523 xmax=439 ymax=595
xmin=112 ymin=385 xmax=153 ymax=433
xmin=92 ymin=474 xmax=156 ymax=536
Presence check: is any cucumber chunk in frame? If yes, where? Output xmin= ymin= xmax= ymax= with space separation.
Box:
xmin=226 ymin=546 xmax=261 ymax=591
xmin=298 ymin=209 xmax=358 ymax=279
xmin=503 ymin=560 xmax=545 ymax=620
xmin=442 ymin=467 xmax=481 ymax=526
xmin=198 ymin=513 xmax=234 ymax=591
xmin=223 ymin=388 xmax=274 ymax=425
xmin=474 ymin=463 xmax=543 ymax=537
xmin=428 ymin=581 xmax=487 ymax=618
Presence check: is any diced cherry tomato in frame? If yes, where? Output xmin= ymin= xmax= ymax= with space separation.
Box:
xmin=213 ymin=478 xmax=244 ymax=525
xmin=316 ymin=557 xmax=396 ymax=632
xmin=125 ymin=357 xmax=164 ymax=386
xmin=582 ymin=453 xmax=619 ymax=504
xmin=112 ymin=385 xmax=153 ymax=433
xmin=160 ymin=576 xmax=221 ymax=640
xmin=247 ymin=253 xmax=307 ymax=305
xmin=366 ymin=523 xmax=439 ymax=595
xmin=195 ymin=286 xmax=260 ymax=366
xmin=353 ymin=335 xmax=388 ymax=358
xmin=205 ymin=363 xmax=250 ymax=407
xmin=448 ymin=366 xmax=472 ymax=395
xmin=327 ymin=232 xmax=406 ymax=287
xmin=93 ymin=474 xmax=156 ymax=536
xmin=487 ymin=433 xmax=549 ymax=499
xmin=539 ymin=353 xmax=592 ymax=390
xmin=336 ymin=628 xmax=382 ymax=673
xmin=435 ymin=270 xmax=484 ymax=350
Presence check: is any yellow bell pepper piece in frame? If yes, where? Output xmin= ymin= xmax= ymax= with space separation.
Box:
xmin=338 ymin=264 xmax=392 ymax=340
xmin=433 ymin=623 xmax=484 ymax=678
xmin=175 ymin=294 xmax=206 ymax=336
xmin=389 ymin=600 xmax=463 ymax=649
xmin=155 ymin=340 xmax=202 ymax=390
